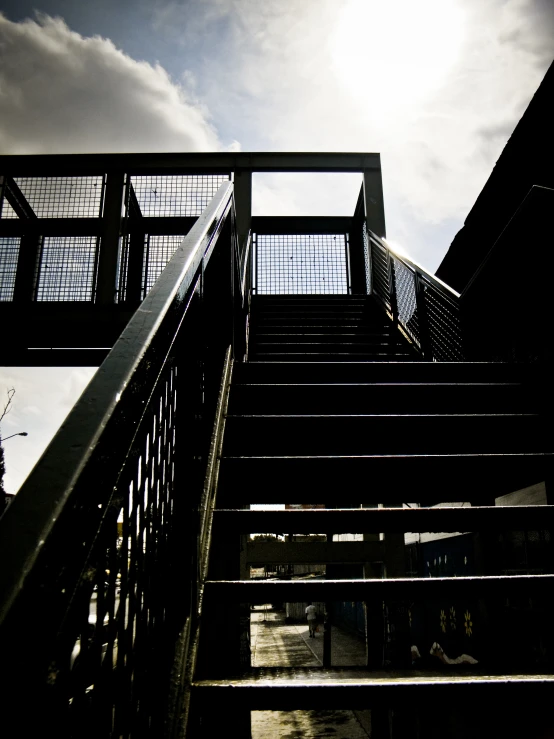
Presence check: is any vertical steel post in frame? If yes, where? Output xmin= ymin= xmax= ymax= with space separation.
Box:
xmin=123 ymin=176 xmax=146 ymax=304
xmin=363 ymin=164 xmax=386 ymax=238
xmin=363 ymin=162 xmax=386 ymax=297
xmin=234 ymin=169 xmax=252 ymax=253
xmin=13 ymin=231 xmax=42 ymax=304
xmin=96 ymin=171 xmax=125 ymax=305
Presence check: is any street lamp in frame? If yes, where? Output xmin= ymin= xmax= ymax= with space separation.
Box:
xmin=1 ymin=432 xmax=28 ymax=442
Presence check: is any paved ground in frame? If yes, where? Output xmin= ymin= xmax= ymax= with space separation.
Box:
xmin=250 ymin=605 xmax=372 ymax=738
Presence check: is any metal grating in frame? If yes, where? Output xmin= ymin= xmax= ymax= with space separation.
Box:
xmin=66 ymin=364 xmax=184 ymax=734
xmin=369 ymin=234 xmax=391 ymax=311
xmin=143 ymin=235 xmax=185 ymax=296
xmin=256 ymin=234 xmax=348 ymax=294
xmin=0 ymin=198 xmax=18 ymax=219
xmin=0 ymin=237 xmax=20 ymax=301
xmin=393 ymin=258 xmax=420 ymax=347
xmin=425 ymin=284 xmax=464 ymax=360
xmin=2 ymin=177 xmax=104 ymax=219
xmin=130 ymin=175 xmax=228 ymax=217
xmin=36 ymin=236 xmax=99 ymax=301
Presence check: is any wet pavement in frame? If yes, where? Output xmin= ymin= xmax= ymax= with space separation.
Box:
xmin=250 ymin=605 xmax=372 ymax=738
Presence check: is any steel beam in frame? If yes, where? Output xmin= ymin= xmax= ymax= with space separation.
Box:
xmin=252 ymin=216 xmax=352 ymax=234
xmin=0 ymin=152 xmax=381 ymax=177
xmin=3 ymin=177 xmax=37 ymax=219
xmin=363 ymin=164 xmax=386 ymax=238
xmin=96 ymin=172 xmax=125 ymax=305
xmin=0 ymin=216 xmax=197 ymax=238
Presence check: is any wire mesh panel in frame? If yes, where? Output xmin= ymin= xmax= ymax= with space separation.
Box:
xmin=130 ymin=175 xmax=229 ymax=217
xmin=62 ymin=357 xmax=199 ymax=736
xmin=424 ymin=282 xmax=464 ymax=360
xmin=36 ymin=236 xmax=100 ymax=301
xmin=368 ymin=227 xmax=391 ymax=311
xmin=256 ymin=234 xmax=348 ymax=294
xmin=0 ymin=237 xmax=20 ymax=301
xmin=0 ymin=198 xmax=18 ymax=219
xmin=143 ymin=235 xmax=186 ymax=296
xmin=1 ymin=177 xmax=104 ymax=218
xmin=393 ymin=258 xmax=421 ymax=349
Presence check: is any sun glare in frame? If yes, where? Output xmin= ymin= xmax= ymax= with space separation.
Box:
xmin=331 ymin=0 xmax=465 ymax=109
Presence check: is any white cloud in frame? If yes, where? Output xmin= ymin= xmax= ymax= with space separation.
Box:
xmin=0 ymin=367 xmax=96 ymax=494
xmin=0 ymin=2 xmax=552 ymax=494
xmin=0 ymin=12 xmax=229 ymax=153
xmin=151 ymin=0 xmax=553 ymax=269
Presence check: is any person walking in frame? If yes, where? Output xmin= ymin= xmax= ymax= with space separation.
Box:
xmin=305 ymin=602 xmax=317 ymax=638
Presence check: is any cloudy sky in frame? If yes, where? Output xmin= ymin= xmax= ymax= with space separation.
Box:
xmin=1 ymin=0 xmax=553 ymax=494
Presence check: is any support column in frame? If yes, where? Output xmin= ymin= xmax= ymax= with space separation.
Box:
xmin=124 ymin=179 xmax=145 ymax=305
xmin=363 ymin=165 xmax=386 ymax=238
xmin=383 ymin=510 xmax=411 ymax=671
xmin=96 ymin=171 xmax=125 ymax=305
xmin=363 ymin=553 xmax=382 ymax=669
xmin=234 ymin=169 xmax=252 ymax=252
xmin=2 ymin=176 xmax=42 ymax=304
xmin=13 ymin=230 xmax=42 ymax=304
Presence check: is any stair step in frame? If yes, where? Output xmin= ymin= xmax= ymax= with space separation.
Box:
xmin=253 ymin=331 xmax=394 ymax=338
xmin=227 ymin=383 xmax=535 ymax=414
xmin=216 ymin=454 xmax=551 ymax=505
xmin=222 ymin=414 xmax=543 ymax=456
xmin=192 ymin=667 xmax=554 ymax=708
xmin=233 ymin=361 xmax=542 ymax=384
xmin=251 ymin=331 xmax=393 ymax=339
xmin=213 ymin=505 xmax=554 ymax=534
xmin=249 ymin=352 xmax=415 ymax=361
xmin=253 ymin=306 xmax=368 ymax=313
xmin=203 ymin=574 xmax=554 ymax=602
xmin=252 ymin=341 xmax=397 ymax=350
xmin=252 ymin=318 xmax=389 ymax=326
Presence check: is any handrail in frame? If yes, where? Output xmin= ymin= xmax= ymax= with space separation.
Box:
xmin=379 ymin=234 xmax=461 ymax=300
xmin=360 ymin=216 xmax=464 ymax=361
xmin=0 ymin=181 xmax=235 ymax=736
xmin=0 ymin=180 xmax=233 ymax=623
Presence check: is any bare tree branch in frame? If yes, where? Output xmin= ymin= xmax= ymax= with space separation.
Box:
xmin=0 ymin=388 xmax=16 ymax=426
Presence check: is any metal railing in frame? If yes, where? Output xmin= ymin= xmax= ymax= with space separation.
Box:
xmin=0 ymin=173 xmax=230 ymax=304
xmin=361 ymin=220 xmax=464 ymax=361
xmin=0 ymin=182 xmax=246 ymax=737
xmin=253 ymin=232 xmax=350 ymax=295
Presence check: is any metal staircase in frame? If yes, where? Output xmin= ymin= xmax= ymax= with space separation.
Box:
xmin=0 ymin=154 xmax=552 ymax=739
xmin=190 ymin=293 xmax=554 ymax=738
xmin=247 ymin=294 xmax=417 ymax=361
